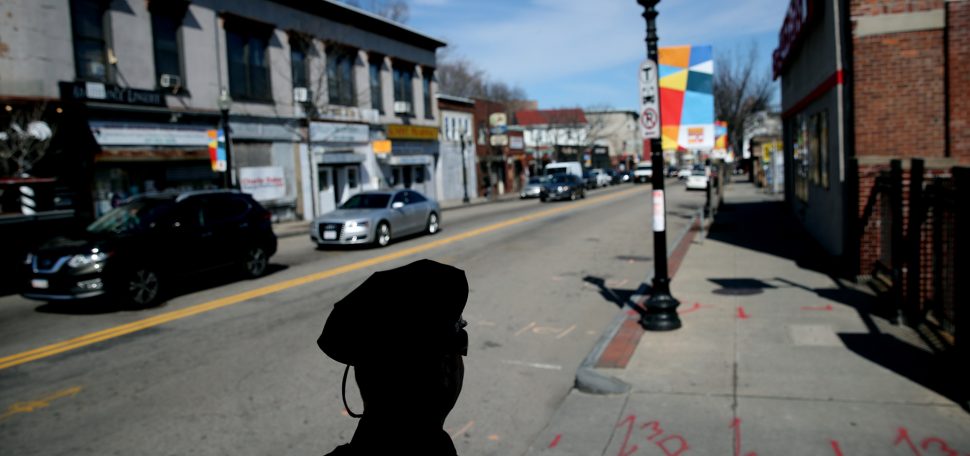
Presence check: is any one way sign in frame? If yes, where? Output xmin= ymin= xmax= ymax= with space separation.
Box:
xmin=638 ymin=59 xmax=660 ymax=140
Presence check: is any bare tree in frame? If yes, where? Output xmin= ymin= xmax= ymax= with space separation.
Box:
xmin=0 ymin=103 xmax=56 ymax=177
xmin=713 ymin=43 xmax=775 ymax=156
xmin=342 ymin=0 xmax=410 ymax=23
xmin=436 ymin=50 xmax=528 ymax=106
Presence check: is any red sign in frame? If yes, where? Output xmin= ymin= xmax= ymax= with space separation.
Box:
xmin=773 ymin=0 xmax=817 ymax=79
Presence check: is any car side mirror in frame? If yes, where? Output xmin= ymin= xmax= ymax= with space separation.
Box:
xmin=391 ymin=202 xmax=404 ymax=209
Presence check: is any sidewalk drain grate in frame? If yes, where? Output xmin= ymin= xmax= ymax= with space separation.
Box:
xmin=712 ymin=287 xmax=763 ymax=295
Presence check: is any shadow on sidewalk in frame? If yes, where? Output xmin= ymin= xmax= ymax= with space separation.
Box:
xmin=582 ymin=276 xmax=648 ymax=317
xmin=709 ymin=194 xmax=965 ymax=408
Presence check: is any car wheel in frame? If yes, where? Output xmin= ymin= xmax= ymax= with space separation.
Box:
xmin=122 ymin=267 xmax=161 ymax=308
xmin=242 ymin=246 xmax=268 ymax=278
xmin=376 ymin=222 xmax=391 ymax=247
xmin=540 ymin=196 xmax=547 ymax=202
xmin=426 ymin=212 xmax=439 ymax=235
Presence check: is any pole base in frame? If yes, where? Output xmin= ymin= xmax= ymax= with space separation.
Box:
xmin=640 ymin=291 xmax=682 ymax=331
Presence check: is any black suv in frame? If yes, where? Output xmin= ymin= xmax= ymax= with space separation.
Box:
xmin=540 ymin=174 xmax=586 ymax=202
xmin=22 ymin=190 xmax=277 ymax=308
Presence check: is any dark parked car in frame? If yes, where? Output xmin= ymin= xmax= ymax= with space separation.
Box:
xmin=22 ymin=190 xmax=277 ymax=308
xmin=540 ymin=174 xmax=586 ymax=202
xmin=581 ymin=170 xmax=597 ymax=189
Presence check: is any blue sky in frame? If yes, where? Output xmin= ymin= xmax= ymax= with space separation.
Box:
xmin=407 ymin=0 xmax=790 ymax=111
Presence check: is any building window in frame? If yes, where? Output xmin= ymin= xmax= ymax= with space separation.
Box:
xmin=327 ymin=48 xmax=356 ymax=107
xmin=151 ymin=12 xmax=183 ymax=89
xmin=423 ymin=70 xmax=434 ymax=119
xmin=369 ymin=58 xmax=383 ymax=113
xmin=226 ymin=23 xmax=271 ymax=101
xmin=792 ymin=115 xmax=810 ymax=202
xmin=289 ymin=35 xmax=310 ymax=90
xmin=70 ymin=0 xmax=109 ymax=82
xmin=809 ymin=110 xmax=829 ymax=189
xmin=393 ymin=63 xmax=414 ymax=114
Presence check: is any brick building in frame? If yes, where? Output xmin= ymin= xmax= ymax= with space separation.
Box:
xmin=774 ymin=0 xmax=969 ymax=277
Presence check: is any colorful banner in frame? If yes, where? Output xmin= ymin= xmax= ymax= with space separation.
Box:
xmin=715 ymin=120 xmax=728 ymax=150
xmin=208 ymin=129 xmax=227 ymax=172
xmin=659 ymin=45 xmax=715 ymax=151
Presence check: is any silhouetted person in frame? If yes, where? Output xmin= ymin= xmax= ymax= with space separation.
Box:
xmin=318 ymin=259 xmax=469 ymax=455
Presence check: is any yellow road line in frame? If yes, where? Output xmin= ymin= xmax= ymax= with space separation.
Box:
xmin=0 ymin=386 xmax=83 ymax=421
xmin=0 ymin=187 xmax=643 ymax=371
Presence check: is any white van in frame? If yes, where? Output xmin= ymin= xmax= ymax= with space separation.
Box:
xmin=545 ymin=161 xmax=583 ymax=179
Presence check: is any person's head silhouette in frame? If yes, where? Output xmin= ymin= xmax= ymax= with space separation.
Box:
xmin=318 ymin=259 xmax=469 ymax=455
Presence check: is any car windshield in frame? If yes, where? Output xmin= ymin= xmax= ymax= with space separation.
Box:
xmin=86 ymin=199 xmax=173 ymax=234
xmin=550 ymin=174 xmax=573 ymax=183
xmin=692 ymin=170 xmax=706 ymax=176
xmin=340 ymin=194 xmax=390 ymax=209
xmin=528 ymin=176 xmax=549 ymax=184
xmin=637 ymin=165 xmax=652 ymax=170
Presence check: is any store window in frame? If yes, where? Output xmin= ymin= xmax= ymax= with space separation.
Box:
xmin=70 ymin=0 xmax=109 ymax=82
xmin=369 ymin=57 xmax=383 ymax=113
xmin=347 ymin=167 xmax=358 ymax=189
xmin=226 ymin=20 xmax=272 ymax=101
xmin=422 ymin=70 xmax=434 ymax=119
xmin=393 ymin=63 xmax=414 ymax=114
xmin=327 ymin=48 xmax=356 ymax=106
xmin=792 ymin=115 xmax=810 ymax=202
xmin=809 ymin=111 xmax=829 ymax=189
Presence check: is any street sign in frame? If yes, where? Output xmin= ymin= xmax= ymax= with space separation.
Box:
xmin=638 ymin=59 xmax=660 ymax=140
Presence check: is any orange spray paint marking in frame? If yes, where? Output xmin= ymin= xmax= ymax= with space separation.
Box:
xmin=830 ymin=440 xmax=845 ymax=456
xmin=548 ymin=434 xmax=562 ymax=448
xmin=730 ymin=418 xmax=757 ymax=456
xmin=737 ymin=307 xmax=750 ymax=320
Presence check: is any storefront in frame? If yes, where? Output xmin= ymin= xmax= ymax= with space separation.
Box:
xmin=308 ymin=121 xmax=374 ymax=217
xmin=382 ymin=124 xmax=439 ymax=198
xmin=230 ymin=119 xmax=303 ymax=222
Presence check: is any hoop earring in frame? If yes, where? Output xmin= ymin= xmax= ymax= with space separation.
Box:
xmin=342 ymin=364 xmax=363 ymax=418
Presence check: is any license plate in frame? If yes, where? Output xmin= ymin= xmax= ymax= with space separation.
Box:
xmin=323 ymin=230 xmax=337 ymax=240
xmin=31 ymin=278 xmax=49 ymax=289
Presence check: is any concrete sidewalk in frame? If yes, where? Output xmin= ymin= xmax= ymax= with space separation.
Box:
xmin=271 ymin=192 xmax=522 ymax=239
xmin=528 ymin=181 xmax=970 ymax=455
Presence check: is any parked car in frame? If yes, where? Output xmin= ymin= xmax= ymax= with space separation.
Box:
xmin=520 ymin=176 xmax=549 ymax=199
xmin=677 ymin=167 xmax=693 ymax=180
xmin=540 ymin=174 xmax=586 ymax=202
xmin=620 ymin=171 xmax=633 ymax=183
xmin=581 ymin=170 xmax=597 ymax=189
xmin=21 ymin=190 xmax=277 ymax=308
xmin=590 ymin=169 xmax=612 ymax=188
xmin=685 ymin=169 xmax=710 ymax=190
xmin=633 ymin=163 xmax=654 ymax=183
xmin=605 ymin=169 xmax=622 ymax=185
xmin=311 ymin=189 xmax=440 ymax=248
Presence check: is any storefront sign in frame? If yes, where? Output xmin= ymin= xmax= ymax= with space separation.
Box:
xmin=510 ymin=136 xmax=524 ymax=150
xmin=773 ymin=0 xmax=817 ymax=78
xmin=372 ymin=140 xmax=392 ymax=154
xmin=310 ymin=122 xmax=370 ymax=143
xmin=239 ymin=166 xmax=286 ymax=201
xmin=59 ymin=81 xmax=166 ymax=107
xmin=489 ymin=113 xmax=507 ymax=127
xmin=386 ymin=124 xmax=439 ymax=141
xmin=490 ymin=134 xmax=508 ymax=147
xmin=91 ymin=123 xmax=212 ymax=146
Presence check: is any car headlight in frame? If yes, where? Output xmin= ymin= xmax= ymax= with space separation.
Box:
xmin=557 ymin=185 xmax=567 ymax=192
xmin=345 ymin=220 xmax=369 ymax=229
xmin=24 ymin=253 xmax=34 ymax=265
xmin=67 ymin=252 xmax=109 ymax=269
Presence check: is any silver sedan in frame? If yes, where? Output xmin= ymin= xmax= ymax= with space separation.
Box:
xmin=311 ymin=189 xmax=441 ymax=247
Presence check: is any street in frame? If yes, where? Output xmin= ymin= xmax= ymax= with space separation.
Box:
xmin=0 ymin=181 xmax=704 ymax=456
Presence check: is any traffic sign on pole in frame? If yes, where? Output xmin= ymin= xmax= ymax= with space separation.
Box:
xmin=638 ymin=59 xmax=660 ymax=140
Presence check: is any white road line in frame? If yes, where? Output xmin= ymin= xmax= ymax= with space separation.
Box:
xmin=501 ymin=360 xmax=563 ymax=371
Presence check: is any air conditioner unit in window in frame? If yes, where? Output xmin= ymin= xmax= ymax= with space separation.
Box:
xmin=393 ymin=101 xmax=411 ymax=115
xmin=293 ymin=87 xmax=309 ymax=103
xmin=159 ymin=74 xmax=182 ymax=89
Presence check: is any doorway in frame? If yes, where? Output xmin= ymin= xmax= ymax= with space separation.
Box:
xmin=317 ymin=164 xmax=361 ymax=215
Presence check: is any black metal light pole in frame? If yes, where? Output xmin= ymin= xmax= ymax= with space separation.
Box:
xmin=638 ymin=0 xmax=681 ymax=331
xmin=218 ymin=89 xmax=235 ymax=189
xmin=461 ymin=133 xmax=471 ymax=203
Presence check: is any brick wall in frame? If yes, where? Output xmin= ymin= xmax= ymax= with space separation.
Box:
xmin=850 ymin=0 xmax=943 ymax=16
xmin=852 ymin=30 xmax=946 ymax=158
xmin=949 ymin=1 xmax=970 ymax=163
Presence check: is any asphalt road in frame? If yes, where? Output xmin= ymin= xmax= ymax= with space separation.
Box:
xmin=0 ymin=180 xmax=706 ymax=456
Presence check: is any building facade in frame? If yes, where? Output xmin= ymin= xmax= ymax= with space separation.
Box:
xmin=0 ymin=0 xmax=444 ymax=221
xmin=583 ymin=110 xmax=642 ymax=172
xmin=774 ymin=0 xmax=969 ymax=274
xmin=436 ymin=94 xmax=476 ymax=203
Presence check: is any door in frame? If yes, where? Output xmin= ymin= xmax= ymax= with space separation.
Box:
xmin=404 ymin=190 xmax=429 ymax=233
xmin=317 ymin=166 xmax=336 ymax=215
xmin=335 ymin=165 xmax=361 ymax=205
xmin=388 ymin=191 xmax=410 ymax=234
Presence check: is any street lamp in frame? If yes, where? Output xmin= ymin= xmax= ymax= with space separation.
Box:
xmin=637 ymin=0 xmax=681 ymax=331
xmin=217 ymin=89 xmax=235 ymax=189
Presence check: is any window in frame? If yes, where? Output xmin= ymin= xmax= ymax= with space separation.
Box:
xmin=226 ymin=23 xmax=271 ymax=101
xmin=414 ymin=166 xmax=425 ymax=184
xmin=809 ymin=111 xmax=829 ymax=189
xmin=407 ymin=191 xmax=426 ymax=203
xmin=327 ymin=48 xmax=356 ymax=106
xmin=391 ymin=192 xmax=406 ymax=205
xmin=289 ymin=35 xmax=310 ymax=89
xmin=151 ymin=9 xmax=184 ymax=89
xmin=70 ymin=0 xmax=109 ymax=82
xmin=792 ymin=115 xmax=810 ymax=202
xmin=392 ymin=63 xmax=414 ymax=114
xmin=422 ymin=70 xmax=433 ymax=119
xmin=347 ymin=167 xmax=358 ymax=189
xmin=369 ymin=58 xmax=383 ymax=113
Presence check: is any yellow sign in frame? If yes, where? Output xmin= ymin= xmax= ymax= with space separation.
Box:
xmin=372 ymin=140 xmax=392 ymax=154
xmin=386 ymin=124 xmax=439 ymax=141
